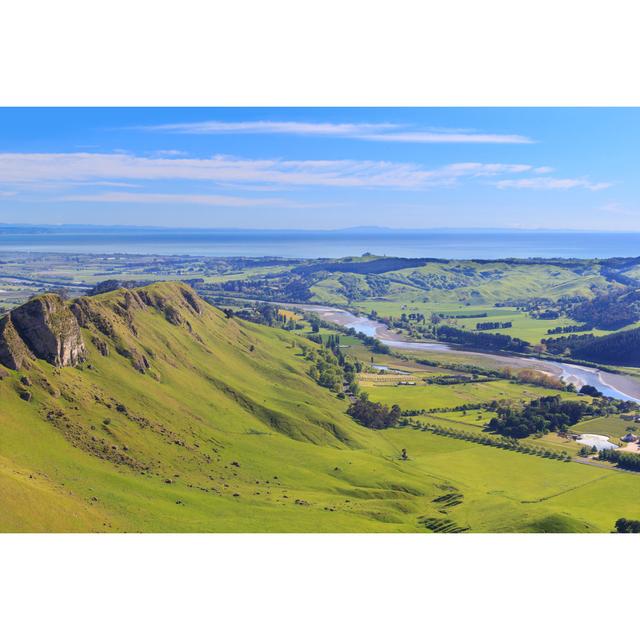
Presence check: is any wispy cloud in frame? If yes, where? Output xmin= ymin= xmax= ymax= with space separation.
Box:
xmin=357 ymin=132 xmax=532 ymax=144
xmin=0 ymin=152 xmax=541 ymax=190
xmin=600 ymin=202 xmax=639 ymax=216
xmin=0 ymin=152 xmax=608 ymax=206
xmin=152 ymin=149 xmax=188 ymax=157
xmin=55 ymin=192 xmax=306 ymax=207
xmin=496 ymin=177 xmax=612 ymax=191
xmin=141 ymin=120 xmax=534 ymax=144
xmin=145 ymin=121 xmax=396 ymax=136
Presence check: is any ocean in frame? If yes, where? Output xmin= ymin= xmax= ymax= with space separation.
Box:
xmin=0 ymin=227 xmax=638 ymax=259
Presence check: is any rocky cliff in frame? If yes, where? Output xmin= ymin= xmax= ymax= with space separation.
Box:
xmin=0 ymin=294 xmax=86 ymax=370
xmin=0 ymin=315 xmax=33 ymax=370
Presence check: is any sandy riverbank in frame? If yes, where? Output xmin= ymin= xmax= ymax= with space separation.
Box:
xmin=600 ymin=371 xmax=640 ymax=402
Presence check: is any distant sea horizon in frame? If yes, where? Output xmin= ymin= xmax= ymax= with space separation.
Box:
xmin=0 ymin=225 xmax=638 ymax=259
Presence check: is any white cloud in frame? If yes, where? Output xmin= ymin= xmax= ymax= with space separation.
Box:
xmin=55 ymin=191 xmax=303 ymax=207
xmin=146 ymin=120 xmax=397 ymax=136
xmin=142 ymin=120 xmax=534 ymax=144
xmin=357 ymin=132 xmax=532 ymax=144
xmin=496 ymin=177 xmax=612 ymax=191
xmin=0 ymin=152 xmax=607 ymax=204
xmin=152 ymin=149 xmax=188 ymax=157
xmin=0 ymin=152 xmax=543 ymax=190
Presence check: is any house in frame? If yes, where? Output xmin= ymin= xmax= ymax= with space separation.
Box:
xmin=621 ymin=432 xmax=638 ymax=443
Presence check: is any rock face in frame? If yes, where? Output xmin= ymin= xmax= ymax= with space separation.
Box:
xmin=0 ymin=294 xmax=86 ymax=370
xmin=0 ymin=315 xmax=33 ymax=370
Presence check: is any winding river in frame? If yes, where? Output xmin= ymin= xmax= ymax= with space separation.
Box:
xmin=295 ymin=304 xmax=640 ymax=404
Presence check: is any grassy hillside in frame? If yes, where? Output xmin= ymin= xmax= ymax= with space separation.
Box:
xmin=309 ymin=260 xmax=616 ymax=307
xmin=2 ymin=282 xmax=640 ymax=532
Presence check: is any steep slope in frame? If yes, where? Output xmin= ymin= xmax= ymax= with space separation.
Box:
xmin=0 ymin=283 xmax=435 ymax=532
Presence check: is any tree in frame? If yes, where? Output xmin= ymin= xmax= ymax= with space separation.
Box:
xmin=580 ymin=385 xmax=602 ymax=397
xmin=347 ymin=397 xmax=401 ymax=430
xmin=615 ymin=518 xmax=640 ymax=533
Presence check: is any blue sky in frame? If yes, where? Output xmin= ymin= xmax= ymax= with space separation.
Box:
xmin=0 ymin=107 xmax=637 ymax=230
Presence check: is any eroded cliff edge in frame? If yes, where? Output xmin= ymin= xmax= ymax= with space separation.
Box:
xmin=0 ymin=294 xmax=86 ymax=369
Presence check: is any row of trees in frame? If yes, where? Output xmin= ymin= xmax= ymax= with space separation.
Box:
xmin=434 ymin=325 xmax=530 ymax=353
xmin=402 ymin=402 xmax=489 ymax=416
xmin=546 ymin=324 xmax=589 ymax=335
xmin=476 ymin=321 xmax=512 ymax=330
xmin=416 ymin=422 xmax=571 ymax=461
xmin=598 ymin=448 xmax=640 ymax=471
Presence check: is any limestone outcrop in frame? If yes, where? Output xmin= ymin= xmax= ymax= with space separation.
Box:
xmin=0 ymin=294 xmax=86 ymax=370
xmin=0 ymin=315 xmax=33 ymax=370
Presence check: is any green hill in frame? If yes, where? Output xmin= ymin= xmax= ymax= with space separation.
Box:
xmin=1 ymin=281 xmax=640 ymax=532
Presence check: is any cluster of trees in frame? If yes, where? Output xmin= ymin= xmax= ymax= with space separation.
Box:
xmin=567 ymin=288 xmax=640 ymax=330
xmin=404 ymin=271 xmax=467 ymax=292
xmin=276 ymin=312 xmax=303 ymax=331
xmin=530 ymin=309 xmax=560 ymax=320
xmin=358 ymin=333 xmax=390 ymax=354
xmin=303 ymin=344 xmax=345 ymax=393
xmin=543 ymin=327 xmax=640 ymax=366
xmin=579 ymin=384 xmax=602 ymax=397
xmin=233 ymin=304 xmax=305 ymax=331
xmin=347 ymin=395 xmax=401 ymax=429
xmin=418 ymin=423 xmax=571 ymax=461
xmin=88 ymin=279 xmax=151 ymax=295
xmin=333 ymin=273 xmax=391 ymax=302
xmin=598 ymin=448 xmax=640 ymax=471
xmin=475 ymin=321 xmax=512 ymax=330
xmin=302 ymin=333 xmax=360 ymax=397
xmin=489 ymin=394 xmax=636 ymax=439
xmin=614 ymin=518 xmax=640 ymax=533
xmin=496 ymin=297 xmax=554 ymax=311
xmin=201 ymin=270 xmax=317 ymax=303
xmin=488 ymin=395 xmax=594 ymax=438
xmin=434 ymin=325 xmax=530 ymax=353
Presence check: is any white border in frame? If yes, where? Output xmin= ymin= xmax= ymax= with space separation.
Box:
xmin=1 ymin=533 xmax=638 ymax=638
xmin=2 ymin=0 xmax=640 ymax=106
